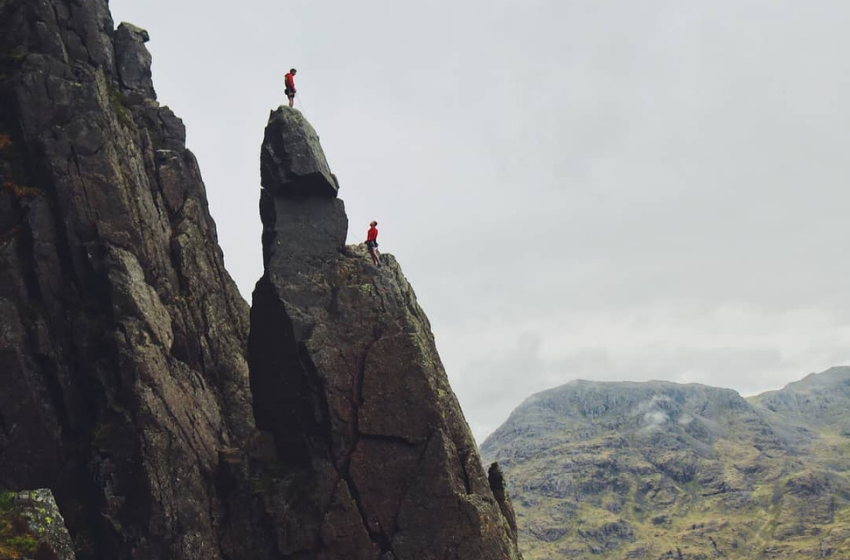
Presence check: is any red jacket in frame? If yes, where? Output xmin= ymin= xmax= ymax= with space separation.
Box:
xmin=366 ymin=226 xmax=378 ymax=243
xmin=285 ymin=72 xmax=296 ymax=92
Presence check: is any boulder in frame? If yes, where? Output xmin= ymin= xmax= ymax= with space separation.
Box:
xmin=260 ymin=106 xmax=339 ymax=197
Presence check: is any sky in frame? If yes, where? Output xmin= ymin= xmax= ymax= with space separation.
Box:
xmin=109 ymin=0 xmax=850 ymax=443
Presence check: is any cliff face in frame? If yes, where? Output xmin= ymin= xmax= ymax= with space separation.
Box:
xmin=0 ymin=1 xmax=522 ymax=559
xmin=0 ymin=0 xmax=256 ymax=557
xmin=249 ymin=106 xmax=522 ymax=559
xmin=481 ymin=373 xmax=850 ymax=560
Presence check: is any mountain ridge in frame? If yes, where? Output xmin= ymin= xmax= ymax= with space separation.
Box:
xmin=481 ymin=367 xmax=850 ymax=559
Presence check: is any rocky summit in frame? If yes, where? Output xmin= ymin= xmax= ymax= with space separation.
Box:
xmin=0 ymin=0 xmax=522 ymax=559
xmin=481 ymin=368 xmax=850 ymax=560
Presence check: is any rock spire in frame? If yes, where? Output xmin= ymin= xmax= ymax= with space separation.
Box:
xmin=249 ymin=105 xmax=524 ymax=559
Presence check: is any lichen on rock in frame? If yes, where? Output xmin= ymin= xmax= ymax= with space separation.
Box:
xmin=0 ymin=489 xmax=75 ymax=560
xmin=114 ymin=22 xmax=155 ymax=101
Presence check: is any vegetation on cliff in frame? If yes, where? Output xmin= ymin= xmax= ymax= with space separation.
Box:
xmin=0 ymin=489 xmax=75 ymax=560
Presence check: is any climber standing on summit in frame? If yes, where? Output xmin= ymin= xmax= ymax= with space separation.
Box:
xmin=366 ymin=221 xmax=381 ymax=267
xmin=284 ymin=68 xmax=297 ymax=108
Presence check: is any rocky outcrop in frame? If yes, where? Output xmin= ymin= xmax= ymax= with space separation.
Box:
xmin=0 ymin=1 xmax=256 ymax=558
xmin=114 ymin=23 xmax=155 ymax=101
xmin=0 ymin=489 xmax=76 ymax=560
xmin=248 ymin=106 xmax=523 ymax=559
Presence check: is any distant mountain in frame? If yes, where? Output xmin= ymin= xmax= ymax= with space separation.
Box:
xmin=480 ymin=367 xmax=850 ymax=559
xmin=753 ymin=367 xmax=850 ymax=435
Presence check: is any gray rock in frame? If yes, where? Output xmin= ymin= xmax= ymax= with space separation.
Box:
xmin=259 ymin=188 xmax=347 ymax=265
xmin=260 ymin=106 xmax=339 ymax=197
xmin=114 ymin=22 xmax=155 ymax=101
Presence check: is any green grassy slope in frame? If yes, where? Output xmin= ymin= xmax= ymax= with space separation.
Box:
xmin=480 ymin=368 xmax=850 ymax=559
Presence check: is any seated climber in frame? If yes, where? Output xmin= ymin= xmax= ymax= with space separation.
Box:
xmin=284 ymin=68 xmax=297 ymax=108
xmin=366 ymin=221 xmax=381 ymax=267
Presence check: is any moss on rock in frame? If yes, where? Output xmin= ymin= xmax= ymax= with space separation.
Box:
xmin=0 ymin=489 xmax=75 ymax=560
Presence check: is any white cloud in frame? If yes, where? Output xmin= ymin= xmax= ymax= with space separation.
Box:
xmin=642 ymin=410 xmax=670 ymax=431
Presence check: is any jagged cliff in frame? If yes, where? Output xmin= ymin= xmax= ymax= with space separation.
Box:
xmin=481 ymin=370 xmax=850 ymax=559
xmin=0 ymin=1 xmax=522 ymax=558
xmin=0 ymin=0 xmax=255 ymax=557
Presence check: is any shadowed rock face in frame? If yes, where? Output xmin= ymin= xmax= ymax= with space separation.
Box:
xmin=249 ymin=106 xmax=523 ymax=559
xmin=0 ymin=1 xmax=258 ymax=558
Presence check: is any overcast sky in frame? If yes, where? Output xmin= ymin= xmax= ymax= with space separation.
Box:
xmin=110 ymin=0 xmax=850 ymax=443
